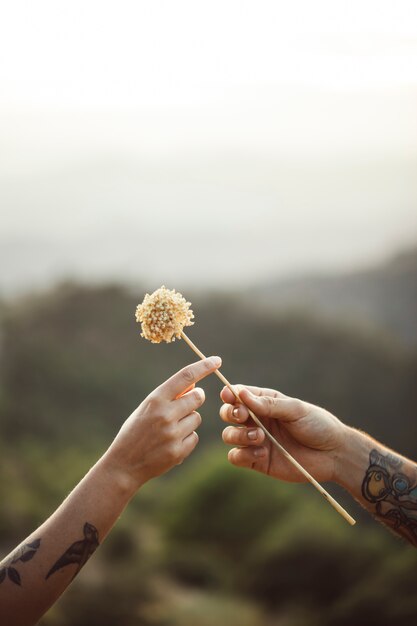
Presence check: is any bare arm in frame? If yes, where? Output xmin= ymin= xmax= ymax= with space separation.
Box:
xmin=220 ymin=385 xmax=417 ymax=546
xmin=0 ymin=458 xmax=135 ymax=624
xmin=0 ymin=356 xmax=221 ymax=626
xmin=336 ymin=428 xmax=417 ymax=546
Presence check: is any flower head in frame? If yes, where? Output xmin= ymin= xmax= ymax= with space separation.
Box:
xmin=135 ymin=286 xmax=194 ymax=343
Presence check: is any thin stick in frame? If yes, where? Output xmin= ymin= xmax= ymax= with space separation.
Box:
xmin=180 ymin=330 xmax=356 ymax=526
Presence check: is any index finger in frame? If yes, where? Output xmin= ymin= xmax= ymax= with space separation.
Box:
xmin=220 ymin=384 xmax=285 ymax=405
xmin=159 ymin=356 xmax=222 ymax=400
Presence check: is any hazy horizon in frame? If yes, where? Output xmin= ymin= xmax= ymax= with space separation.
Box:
xmin=1 ymin=1 xmax=416 ymax=294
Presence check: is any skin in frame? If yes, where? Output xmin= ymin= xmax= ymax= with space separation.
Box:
xmin=0 ymin=356 xmax=221 ymax=626
xmin=220 ymin=385 xmax=417 ymax=546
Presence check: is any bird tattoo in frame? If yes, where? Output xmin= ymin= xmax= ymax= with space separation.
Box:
xmin=0 ymin=539 xmax=41 ymax=586
xmin=46 ymin=522 xmax=99 ymax=581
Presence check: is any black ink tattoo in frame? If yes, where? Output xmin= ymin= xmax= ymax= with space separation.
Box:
xmin=0 ymin=539 xmax=41 ymax=586
xmin=362 ymin=449 xmax=417 ymax=546
xmin=46 ymin=522 xmax=99 ymax=581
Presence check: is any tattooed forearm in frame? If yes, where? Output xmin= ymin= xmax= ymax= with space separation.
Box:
xmin=362 ymin=449 xmax=417 ymax=546
xmin=46 ymin=522 xmax=99 ymax=581
xmin=0 ymin=539 xmax=41 ymax=586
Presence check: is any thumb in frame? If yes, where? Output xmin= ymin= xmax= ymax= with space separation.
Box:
xmin=239 ymin=388 xmax=303 ymax=423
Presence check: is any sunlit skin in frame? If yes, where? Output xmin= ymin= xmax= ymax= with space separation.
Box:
xmin=0 ymin=357 xmax=221 ymax=626
xmin=220 ymin=384 xmax=417 ymax=546
xmin=220 ymin=385 xmax=349 ymax=484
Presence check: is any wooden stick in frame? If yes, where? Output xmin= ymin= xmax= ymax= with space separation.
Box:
xmin=180 ymin=330 xmax=356 ymax=526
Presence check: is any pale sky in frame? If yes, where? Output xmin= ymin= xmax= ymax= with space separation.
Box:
xmin=2 ymin=0 xmax=417 ymax=107
xmin=1 ymin=1 xmax=416 ymax=292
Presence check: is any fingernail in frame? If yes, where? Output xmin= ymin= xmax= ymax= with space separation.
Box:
xmin=254 ymin=447 xmax=266 ymax=458
xmin=209 ymin=356 xmax=222 ymax=367
xmin=247 ymin=429 xmax=258 ymax=441
xmin=232 ymin=407 xmax=241 ymax=420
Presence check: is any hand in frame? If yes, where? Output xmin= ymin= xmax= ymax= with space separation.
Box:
xmin=103 ymin=356 xmax=222 ymax=491
xmin=220 ymin=385 xmax=349 ymax=483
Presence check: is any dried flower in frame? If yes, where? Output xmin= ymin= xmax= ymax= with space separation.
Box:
xmin=135 ymin=286 xmax=194 ymax=343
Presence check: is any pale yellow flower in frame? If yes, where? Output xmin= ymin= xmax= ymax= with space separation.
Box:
xmin=135 ymin=286 xmax=194 ymax=343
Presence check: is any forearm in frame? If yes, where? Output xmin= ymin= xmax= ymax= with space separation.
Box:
xmin=0 ymin=453 xmax=138 ymax=626
xmin=335 ymin=427 xmax=417 ymax=546
xmin=0 ymin=358 xmax=216 ymax=626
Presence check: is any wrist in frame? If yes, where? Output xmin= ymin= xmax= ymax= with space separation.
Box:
xmin=97 ymin=451 xmax=148 ymax=500
xmin=333 ymin=425 xmax=372 ymax=490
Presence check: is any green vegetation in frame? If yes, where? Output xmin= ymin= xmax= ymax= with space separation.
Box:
xmin=0 ymin=281 xmax=416 ymax=625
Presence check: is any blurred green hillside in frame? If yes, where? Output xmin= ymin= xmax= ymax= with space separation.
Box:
xmin=0 ymin=273 xmax=416 ymax=625
xmin=252 ymin=246 xmax=417 ymax=347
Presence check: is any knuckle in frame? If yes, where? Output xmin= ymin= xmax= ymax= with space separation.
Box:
xmin=181 ymin=367 xmax=195 ymax=384
xmin=262 ymin=395 xmax=275 ymax=416
xmin=225 ymin=405 xmax=233 ymax=421
xmin=193 ymin=388 xmax=205 ymax=405
xmin=222 ymin=426 xmax=233 ymax=442
xmin=167 ymin=441 xmax=181 ymax=462
xmin=183 ymin=433 xmax=198 ymax=459
xmin=157 ymin=418 xmax=175 ymax=443
xmin=165 ymin=421 xmax=178 ymax=440
xmin=228 ymin=448 xmax=239 ymax=465
xmin=193 ymin=412 xmax=202 ymax=428
xmin=259 ymin=395 xmax=270 ymax=415
xmin=240 ymin=428 xmax=250 ymax=444
xmin=159 ymin=407 xmax=173 ymax=426
xmin=292 ymin=398 xmax=306 ymax=417
xmin=203 ymin=358 xmax=213 ymax=371
xmin=146 ymin=393 xmax=161 ymax=413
